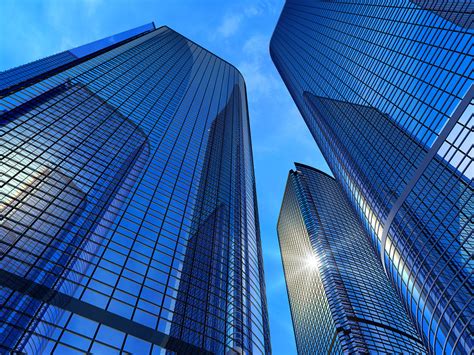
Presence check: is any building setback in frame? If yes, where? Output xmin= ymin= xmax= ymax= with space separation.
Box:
xmin=270 ymin=1 xmax=473 ymax=353
xmin=278 ymin=163 xmax=426 ymax=354
xmin=0 ymin=23 xmax=270 ymax=354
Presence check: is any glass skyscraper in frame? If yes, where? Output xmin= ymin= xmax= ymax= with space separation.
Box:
xmin=0 ymin=23 xmax=271 ymax=354
xmin=271 ymin=1 xmax=472 ymax=354
xmin=278 ymin=163 xmax=426 ymax=354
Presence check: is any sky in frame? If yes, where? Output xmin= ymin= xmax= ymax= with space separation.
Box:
xmin=0 ymin=1 xmax=331 ymax=353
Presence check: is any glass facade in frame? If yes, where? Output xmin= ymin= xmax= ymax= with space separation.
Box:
xmin=270 ymin=1 xmax=472 ymax=353
xmin=0 ymin=24 xmax=270 ymax=354
xmin=278 ymin=163 xmax=426 ymax=354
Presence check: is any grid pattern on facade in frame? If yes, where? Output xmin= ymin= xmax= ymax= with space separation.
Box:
xmin=277 ymin=170 xmax=342 ymax=354
xmin=409 ymin=1 xmax=474 ymax=29
xmin=0 ymin=23 xmax=156 ymax=94
xmin=0 ymin=25 xmax=270 ymax=354
xmin=278 ymin=164 xmax=426 ymax=353
xmin=270 ymin=1 xmax=473 ymax=353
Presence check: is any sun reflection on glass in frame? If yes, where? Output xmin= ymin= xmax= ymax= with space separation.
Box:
xmin=305 ymin=254 xmax=320 ymax=270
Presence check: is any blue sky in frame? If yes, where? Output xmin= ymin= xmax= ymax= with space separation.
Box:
xmin=0 ymin=1 xmax=330 ymax=353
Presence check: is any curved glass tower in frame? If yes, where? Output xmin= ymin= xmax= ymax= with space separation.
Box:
xmin=0 ymin=24 xmax=270 ymax=354
xmin=278 ymin=163 xmax=426 ymax=354
xmin=270 ymin=1 xmax=473 ymax=353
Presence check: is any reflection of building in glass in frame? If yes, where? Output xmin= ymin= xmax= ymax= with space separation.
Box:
xmin=169 ymin=86 xmax=252 ymax=354
xmin=409 ymin=1 xmax=473 ymax=29
xmin=271 ymin=2 xmax=472 ymax=353
xmin=1 ymin=81 xmax=150 ymax=351
xmin=278 ymin=163 xmax=426 ymax=354
xmin=0 ymin=167 xmax=88 ymax=350
xmin=1 ymin=24 xmax=270 ymax=354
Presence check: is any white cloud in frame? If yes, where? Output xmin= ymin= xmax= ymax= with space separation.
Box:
xmin=217 ymin=14 xmax=242 ymax=38
xmin=215 ymin=3 xmax=265 ymax=39
xmin=244 ymin=5 xmax=262 ymax=17
xmin=242 ymin=33 xmax=267 ymax=55
xmin=83 ymin=0 xmax=102 ymax=17
xmin=238 ymin=34 xmax=280 ymax=100
xmin=45 ymin=0 xmax=103 ymax=45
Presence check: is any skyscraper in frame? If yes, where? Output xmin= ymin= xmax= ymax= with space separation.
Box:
xmin=271 ymin=1 xmax=472 ymax=353
xmin=278 ymin=163 xmax=426 ymax=354
xmin=0 ymin=23 xmax=271 ymax=354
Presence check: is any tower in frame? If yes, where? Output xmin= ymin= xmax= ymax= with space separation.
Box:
xmin=0 ymin=23 xmax=270 ymax=354
xmin=271 ymin=1 xmax=473 ymax=352
xmin=278 ymin=163 xmax=426 ymax=354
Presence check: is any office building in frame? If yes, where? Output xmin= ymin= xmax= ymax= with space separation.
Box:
xmin=0 ymin=23 xmax=270 ymax=354
xmin=278 ymin=163 xmax=426 ymax=354
xmin=271 ymin=1 xmax=473 ymax=353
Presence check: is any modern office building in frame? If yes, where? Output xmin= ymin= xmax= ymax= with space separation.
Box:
xmin=0 ymin=23 xmax=271 ymax=354
xmin=271 ymin=1 xmax=473 ymax=354
xmin=278 ymin=163 xmax=426 ymax=354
